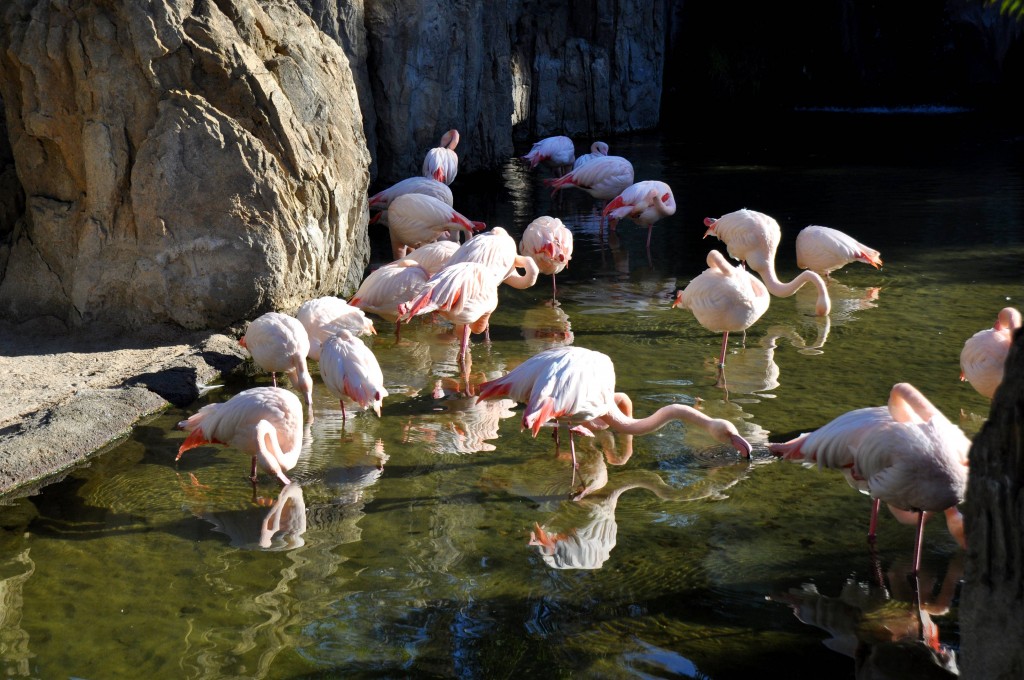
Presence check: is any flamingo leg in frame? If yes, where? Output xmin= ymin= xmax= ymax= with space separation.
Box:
xmin=250 ymin=455 xmax=259 ymax=483
xmin=341 ymin=399 xmax=347 ymax=424
xmin=551 ymin=274 xmax=558 ymax=302
xmin=912 ymin=510 xmax=926 ymax=574
xmin=569 ymin=429 xmax=579 ymax=488
xmin=271 ymin=372 xmax=278 ymax=387
xmin=718 ymin=331 xmax=730 ymax=368
xmin=868 ymin=497 xmax=881 ymax=542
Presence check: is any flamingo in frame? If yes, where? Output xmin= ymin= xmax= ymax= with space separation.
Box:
xmin=397 ymin=261 xmax=504 ymax=363
xmin=519 ymin=216 xmax=574 ymax=300
xmin=768 ymin=382 xmax=970 ymax=573
xmin=476 ymin=346 xmax=753 ymax=472
xmin=403 ymin=240 xmax=460 ymax=276
xmin=176 ymin=386 xmax=305 ymax=485
xmin=672 ymin=250 xmax=770 ymax=378
xmin=422 ymin=129 xmax=459 ymax=185
xmin=239 ymin=312 xmax=313 ymax=412
xmin=960 ymin=306 xmax=1022 ymax=399
xmin=296 ymin=296 xmax=375 ymax=361
xmin=796 ymin=225 xmax=883 ymax=277
xmin=386 ymin=193 xmax=485 ymax=259
xmin=349 ymin=259 xmax=431 ymax=339
xmin=704 ymin=208 xmax=831 ymax=316
xmin=602 ymin=180 xmax=677 ymax=251
xmin=319 ymin=330 xmax=388 ymax=422
xmin=521 ymin=135 xmax=576 ymax=175
xmin=544 ymin=155 xmax=634 ymax=202
xmin=447 ymin=226 xmax=539 ymax=290
xmin=573 ymin=141 xmax=609 ymax=170
xmin=368 ymin=176 xmax=453 ymax=227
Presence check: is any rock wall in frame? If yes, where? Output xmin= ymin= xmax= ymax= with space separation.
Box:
xmin=0 ymin=0 xmax=370 ymax=330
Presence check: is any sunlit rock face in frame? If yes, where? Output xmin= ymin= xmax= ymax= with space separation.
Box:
xmin=0 ymin=0 xmax=371 ymax=330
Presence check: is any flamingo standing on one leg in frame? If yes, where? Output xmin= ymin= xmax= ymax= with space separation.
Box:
xmin=386 ymin=193 xmax=485 ymax=259
xmin=672 ymin=250 xmax=770 ymax=383
xmin=521 ymin=135 xmax=576 ymax=176
xmin=519 ymin=216 xmax=574 ymax=301
xmin=960 ymin=306 xmax=1022 ymax=399
xmin=476 ymin=346 xmax=752 ymax=474
xmin=422 ymin=129 xmax=460 ymax=185
xmin=319 ymin=330 xmax=389 ymax=422
xmin=349 ymin=260 xmax=431 ymax=339
xmin=602 ymin=180 xmax=677 ymax=253
xmin=768 ymin=382 xmax=970 ymax=574
xmin=240 ymin=312 xmax=313 ymax=413
xmin=795 ymin=225 xmax=883 ymax=277
xmin=704 ymin=208 xmax=831 ymax=316
xmin=296 ymin=296 xmax=375 ymax=361
xmin=176 ymin=386 xmax=305 ymax=486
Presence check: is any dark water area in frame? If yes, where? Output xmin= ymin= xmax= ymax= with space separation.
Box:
xmin=2 ymin=111 xmax=1022 ymax=678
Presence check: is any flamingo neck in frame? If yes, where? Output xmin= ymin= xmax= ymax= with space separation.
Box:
xmin=503 ymin=255 xmax=540 ymax=290
xmin=600 ymin=403 xmax=712 ymax=436
xmin=754 ymin=262 xmax=831 ymax=316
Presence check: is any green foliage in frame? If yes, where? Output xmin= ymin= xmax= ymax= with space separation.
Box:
xmin=989 ymin=0 xmax=1024 ymax=20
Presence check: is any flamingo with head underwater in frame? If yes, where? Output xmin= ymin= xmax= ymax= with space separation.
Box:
xmin=795 ymin=225 xmax=883 ymax=277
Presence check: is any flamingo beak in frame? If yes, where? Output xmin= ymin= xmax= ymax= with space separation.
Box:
xmin=731 ymin=434 xmax=753 ymax=459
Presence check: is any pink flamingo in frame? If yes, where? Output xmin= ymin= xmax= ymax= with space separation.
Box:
xmin=349 ymin=259 xmax=431 ymax=338
xmin=573 ymin=141 xmax=609 ymax=170
xmin=422 ymin=129 xmax=459 ymax=185
xmin=368 ymin=176 xmax=453 ymax=227
xmin=796 ymin=225 xmax=883 ymax=277
xmin=447 ymin=226 xmax=539 ymax=290
xmin=386 ymin=193 xmax=485 ymax=259
xmin=397 ymin=261 xmax=503 ymax=364
xmin=319 ymin=330 xmax=389 ymax=422
xmin=476 ymin=346 xmax=753 ymax=472
xmin=704 ymin=208 xmax=831 ymax=316
xmin=603 ymin=180 xmax=677 ymax=251
xmin=176 ymin=386 xmax=305 ymax=485
xmin=404 ymin=240 xmax=461 ymax=276
xmin=521 ymin=135 xmax=576 ymax=175
xmin=769 ymin=382 xmax=970 ymax=573
xmin=296 ymin=296 xmax=375 ymax=361
xmin=960 ymin=306 xmax=1022 ymax=399
xmin=239 ymin=312 xmax=313 ymax=412
xmin=672 ymin=250 xmax=770 ymax=379
xmin=519 ymin=216 xmax=574 ymax=300
xmin=544 ymin=155 xmax=634 ymax=202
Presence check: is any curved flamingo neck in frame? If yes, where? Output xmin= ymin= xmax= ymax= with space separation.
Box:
xmin=753 ymin=261 xmax=831 ymax=316
xmin=503 ymin=255 xmax=540 ymax=290
xmin=600 ymin=403 xmax=713 ymax=436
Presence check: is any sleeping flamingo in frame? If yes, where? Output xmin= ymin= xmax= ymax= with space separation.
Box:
xmin=672 ymin=250 xmax=770 ymax=382
xmin=704 ymin=208 xmax=831 ymax=316
xmin=397 ymin=261 xmax=504 ymax=364
xmin=176 ymin=386 xmax=305 ymax=486
xmin=769 ymin=382 xmax=970 ymax=573
xmin=519 ymin=216 xmax=574 ymax=301
xmin=602 ymin=180 xmax=677 ymax=251
xmin=422 ymin=129 xmax=459 ymax=185
xmin=447 ymin=226 xmax=539 ymax=290
xmin=239 ymin=312 xmax=313 ymax=412
xmin=319 ymin=330 xmax=388 ymax=422
xmin=476 ymin=346 xmax=752 ymax=473
xmin=296 ymin=296 xmax=375 ymax=361
xmin=544 ymin=155 xmax=634 ymax=202
xmin=960 ymin=306 xmax=1022 ymax=399
xmin=796 ymin=225 xmax=883 ymax=277
xmin=349 ymin=259 xmax=431 ymax=339
xmin=521 ymin=135 xmax=576 ymax=175
xmin=573 ymin=141 xmax=609 ymax=170
xmin=386 ymin=193 xmax=485 ymax=259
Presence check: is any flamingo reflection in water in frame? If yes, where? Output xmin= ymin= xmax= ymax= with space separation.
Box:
xmin=772 ymin=552 xmax=963 ymax=679
xmin=180 ymin=480 xmax=308 ymax=551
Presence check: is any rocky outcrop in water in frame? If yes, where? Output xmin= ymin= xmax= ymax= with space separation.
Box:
xmin=0 ymin=0 xmax=370 ymax=330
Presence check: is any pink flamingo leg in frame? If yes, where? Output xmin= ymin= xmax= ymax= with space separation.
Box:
xmin=271 ymin=372 xmax=278 ymax=387
xmin=868 ymin=497 xmax=881 ymax=542
xmin=340 ymin=399 xmax=347 ymax=423
xmin=718 ymin=331 xmax=730 ymax=368
xmin=912 ymin=510 xmax=926 ymax=574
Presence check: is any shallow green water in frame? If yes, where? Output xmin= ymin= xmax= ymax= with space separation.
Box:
xmin=2 ymin=114 xmax=1022 ymax=678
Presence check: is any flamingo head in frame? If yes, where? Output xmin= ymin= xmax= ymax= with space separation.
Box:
xmin=441 ymin=129 xmax=460 ymax=150
xmin=703 ymin=217 xmax=718 ymax=238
